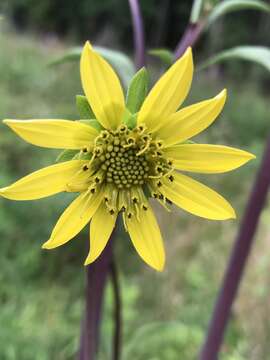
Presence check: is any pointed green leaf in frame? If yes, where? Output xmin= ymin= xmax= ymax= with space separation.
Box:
xmin=206 ymin=0 xmax=270 ymax=28
xmin=56 ymin=149 xmax=92 ymax=163
xmin=126 ymin=68 xmax=149 ymax=114
xmin=148 ymin=49 xmax=174 ymax=67
xmin=199 ymin=46 xmax=270 ymax=72
xmin=79 ymin=119 xmax=103 ymax=132
xmin=123 ymin=112 xmax=137 ymax=130
xmin=56 ymin=149 xmax=79 ymax=163
xmin=121 ymin=108 xmax=136 ymax=129
xmin=76 ymin=95 xmax=95 ymax=119
xmin=76 ymin=152 xmax=92 ymax=161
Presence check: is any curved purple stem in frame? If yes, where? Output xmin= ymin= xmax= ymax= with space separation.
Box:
xmin=174 ymin=22 xmax=204 ymax=59
xmin=199 ymin=135 xmax=270 ymax=360
xmin=78 ymin=240 xmax=114 ymax=360
xmin=128 ymin=0 xmax=146 ymax=69
xmin=111 ymin=259 xmax=122 ymax=360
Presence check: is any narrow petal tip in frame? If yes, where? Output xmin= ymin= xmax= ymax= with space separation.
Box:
xmin=3 ymin=119 xmax=20 ymax=126
xmin=154 ymin=260 xmax=165 ymax=272
xmin=0 ymin=187 xmax=15 ymax=200
xmin=42 ymin=240 xmax=55 ymax=249
xmin=248 ymin=153 xmax=256 ymax=160
xmin=230 ymin=208 xmax=237 ymax=220
xmin=3 ymin=119 xmax=13 ymax=126
xmin=0 ymin=187 xmax=7 ymax=194
xmin=184 ymin=46 xmax=193 ymax=57
xmin=216 ymin=88 xmax=227 ymax=100
xmin=225 ymin=204 xmax=236 ymax=220
xmin=84 ymin=257 xmax=92 ymax=266
xmin=85 ymin=40 xmax=93 ymax=51
xmin=175 ymin=46 xmax=193 ymax=70
xmin=183 ymin=47 xmax=193 ymax=67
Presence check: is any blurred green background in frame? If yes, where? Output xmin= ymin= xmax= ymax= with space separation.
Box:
xmin=0 ymin=1 xmax=270 ymax=359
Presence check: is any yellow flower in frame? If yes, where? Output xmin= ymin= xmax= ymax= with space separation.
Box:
xmin=0 ymin=42 xmax=255 ymax=271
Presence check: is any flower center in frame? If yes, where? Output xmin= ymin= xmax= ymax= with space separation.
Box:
xmin=88 ymin=124 xmax=172 ymax=190
xmin=98 ymin=136 xmax=149 ymax=189
xmin=103 ymin=146 xmax=149 ymax=189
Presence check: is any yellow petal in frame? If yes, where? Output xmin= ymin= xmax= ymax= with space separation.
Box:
xmin=161 ymin=172 xmax=236 ymax=220
xmin=43 ymin=188 xmax=104 ymax=249
xmin=137 ymin=47 xmax=193 ymax=132
xmin=157 ymin=89 xmax=227 ymax=147
xmin=0 ymin=160 xmax=89 ymax=200
xmin=126 ymin=203 xmax=165 ymax=271
xmin=3 ymin=119 xmax=98 ymax=149
xmin=165 ymin=144 xmax=255 ymax=173
xmin=84 ymin=201 xmax=118 ymax=265
xmin=80 ymin=42 xmax=125 ymax=130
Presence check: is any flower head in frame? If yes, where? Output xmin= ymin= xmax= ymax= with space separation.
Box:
xmin=0 ymin=42 xmax=255 ymax=271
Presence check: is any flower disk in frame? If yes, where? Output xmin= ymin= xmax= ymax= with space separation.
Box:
xmin=72 ymin=123 xmax=174 ymax=220
xmin=89 ymin=124 xmax=172 ymax=190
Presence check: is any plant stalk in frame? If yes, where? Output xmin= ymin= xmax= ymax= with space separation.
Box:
xmin=78 ymin=239 xmax=114 ymax=360
xmin=111 ymin=259 xmax=122 ymax=360
xmin=128 ymin=0 xmax=145 ymax=69
xmin=199 ymin=135 xmax=270 ymax=360
xmin=174 ymin=22 xmax=204 ymax=59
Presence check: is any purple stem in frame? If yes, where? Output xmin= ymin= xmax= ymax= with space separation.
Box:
xmin=174 ymin=22 xmax=204 ymax=59
xmin=199 ymin=135 xmax=270 ymax=360
xmin=78 ymin=240 xmax=113 ymax=360
xmin=128 ymin=0 xmax=145 ymax=69
xmin=111 ymin=259 xmax=122 ymax=360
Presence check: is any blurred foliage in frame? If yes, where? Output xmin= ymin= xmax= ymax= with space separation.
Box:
xmin=0 ymin=24 xmax=270 ymax=359
xmin=1 ymin=0 xmax=269 ymax=51
xmin=199 ymin=46 xmax=270 ymax=72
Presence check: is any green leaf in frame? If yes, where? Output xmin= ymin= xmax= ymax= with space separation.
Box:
xmin=76 ymin=153 xmax=92 ymax=161
xmin=126 ymin=67 xmax=148 ymax=114
xmin=190 ymin=0 xmax=204 ymax=23
xmin=56 ymin=149 xmax=79 ymax=163
xmin=199 ymin=46 xmax=270 ymax=72
xmin=76 ymin=96 xmax=103 ymax=131
xmin=121 ymin=107 xmax=136 ymax=129
xmin=148 ymin=49 xmax=174 ymax=67
xmin=76 ymin=95 xmax=95 ymax=119
xmin=206 ymin=0 xmax=270 ymax=28
xmin=123 ymin=112 xmax=137 ymax=130
xmin=49 ymin=46 xmax=135 ymax=88
xmin=79 ymin=119 xmax=103 ymax=132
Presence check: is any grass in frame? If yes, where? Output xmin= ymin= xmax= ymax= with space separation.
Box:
xmin=0 ymin=23 xmax=270 ymax=360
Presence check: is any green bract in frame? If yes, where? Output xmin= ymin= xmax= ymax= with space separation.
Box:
xmin=126 ymin=67 xmax=149 ymax=114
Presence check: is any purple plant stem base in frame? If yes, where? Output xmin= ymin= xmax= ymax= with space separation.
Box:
xmin=78 ymin=240 xmax=113 ymax=360
xmin=111 ymin=260 xmax=122 ymax=360
xmin=199 ymin=135 xmax=270 ymax=360
xmin=128 ymin=0 xmax=145 ymax=69
xmin=174 ymin=22 xmax=203 ymax=59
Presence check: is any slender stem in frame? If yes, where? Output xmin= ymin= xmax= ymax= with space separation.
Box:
xmin=174 ymin=22 xmax=204 ymax=60
xmin=111 ymin=258 xmax=122 ymax=360
xmin=78 ymin=318 xmax=86 ymax=359
xmin=128 ymin=0 xmax=145 ymax=69
xmin=199 ymin=135 xmax=270 ymax=360
xmin=78 ymin=239 xmax=114 ymax=360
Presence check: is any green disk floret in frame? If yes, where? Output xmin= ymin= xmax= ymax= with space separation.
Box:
xmin=87 ymin=124 xmax=173 ymax=190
